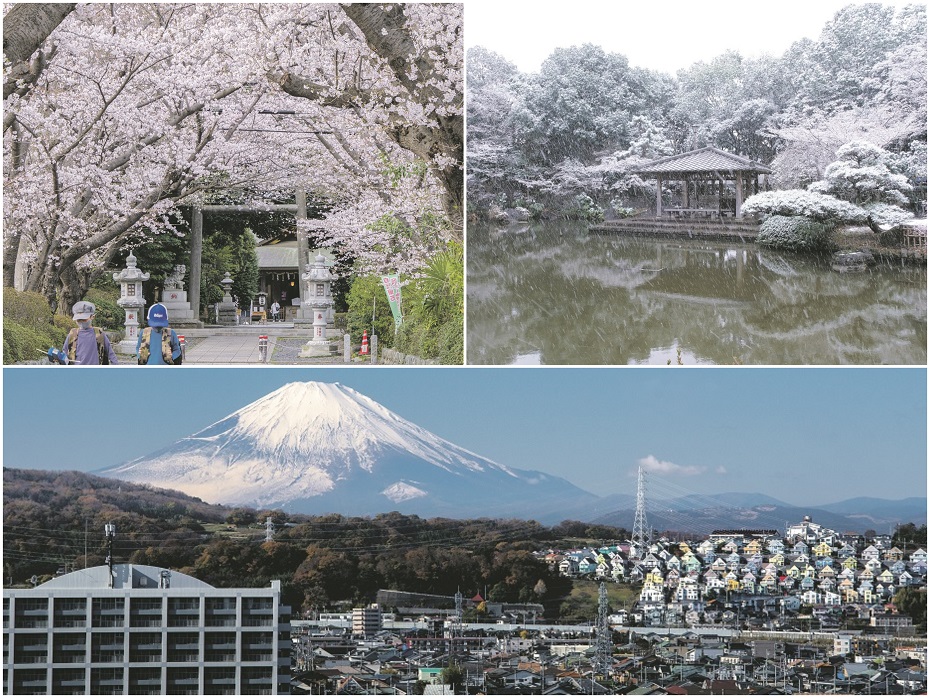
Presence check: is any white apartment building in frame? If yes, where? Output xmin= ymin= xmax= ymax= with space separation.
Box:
xmin=3 ymin=564 xmax=290 ymax=695
xmin=352 ymin=604 xmax=382 ymax=638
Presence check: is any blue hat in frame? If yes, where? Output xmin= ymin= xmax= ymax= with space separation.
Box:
xmin=147 ymin=303 xmax=169 ymax=327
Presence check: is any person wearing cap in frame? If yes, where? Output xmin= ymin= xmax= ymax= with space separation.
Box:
xmin=136 ymin=303 xmax=182 ymax=365
xmin=61 ymin=300 xmax=119 ymax=365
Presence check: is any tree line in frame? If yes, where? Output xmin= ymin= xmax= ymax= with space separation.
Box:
xmin=3 ymin=468 xmax=627 ymax=617
xmin=467 ymin=3 xmax=926 ymax=219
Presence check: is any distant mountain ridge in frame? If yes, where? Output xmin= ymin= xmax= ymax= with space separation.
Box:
xmin=97 ymin=381 xmax=598 ymax=521
xmin=79 ymin=380 xmax=923 ymax=531
xmin=591 ymin=500 xmax=926 ymax=535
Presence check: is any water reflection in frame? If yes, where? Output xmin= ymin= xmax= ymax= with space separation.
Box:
xmin=467 ymin=221 xmax=927 ymax=365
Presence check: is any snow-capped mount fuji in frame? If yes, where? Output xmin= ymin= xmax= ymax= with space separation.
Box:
xmin=99 ymin=382 xmax=597 ymax=520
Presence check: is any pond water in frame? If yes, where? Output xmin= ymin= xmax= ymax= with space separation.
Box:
xmin=466 ymin=221 xmax=927 ymax=365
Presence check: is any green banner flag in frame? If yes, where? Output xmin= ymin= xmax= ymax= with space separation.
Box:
xmin=381 ymin=275 xmax=402 ymax=329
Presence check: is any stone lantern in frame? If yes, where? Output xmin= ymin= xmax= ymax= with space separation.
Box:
xmin=113 ymin=251 xmax=149 ymax=353
xmin=217 ymin=271 xmax=238 ymax=325
xmin=300 ymin=253 xmax=336 ymax=356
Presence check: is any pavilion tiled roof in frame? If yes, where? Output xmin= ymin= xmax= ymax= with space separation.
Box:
xmin=634 ymin=147 xmax=772 ymax=174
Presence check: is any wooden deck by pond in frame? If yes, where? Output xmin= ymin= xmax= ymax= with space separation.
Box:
xmin=589 ymin=216 xmax=761 ymax=242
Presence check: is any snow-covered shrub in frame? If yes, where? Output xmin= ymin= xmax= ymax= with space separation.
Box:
xmin=862 ymin=202 xmax=912 ymax=228
xmin=757 ymin=215 xmax=834 ymax=252
xmin=568 ymin=194 xmax=605 ymax=222
xmin=513 ymin=197 xmax=544 ymax=219
xmin=742 ymin=190 xmax=866 ymax=223
xmin=609 ymin=198 xmax=636 ymax=218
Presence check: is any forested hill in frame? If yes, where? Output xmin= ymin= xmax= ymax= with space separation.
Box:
xmin=3 ymin=467 xmax=230 ymax=523
xmin=2 ymin=467 xmax=624 ymax=617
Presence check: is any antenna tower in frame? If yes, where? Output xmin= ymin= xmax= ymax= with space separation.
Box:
xmin=104 ymin=523 xmax=117 ymax=588
xmin=632 ymin=463 xmax=650 ymax=559
xmin=593 ymin=582 xmax=612 ymax=679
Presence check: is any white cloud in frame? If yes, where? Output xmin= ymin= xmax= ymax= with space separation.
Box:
xmin=715 ymin=466 xmax=728 ymax=475
xmin=638 ymin=455 xmax=705 ymax=477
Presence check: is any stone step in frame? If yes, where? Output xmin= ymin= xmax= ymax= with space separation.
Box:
xmin=590 ymin=217 xmax=761 ymax=239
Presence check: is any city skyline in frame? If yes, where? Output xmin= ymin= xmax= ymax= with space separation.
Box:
xmin=3 ymin=367 xmax=925 ymax=507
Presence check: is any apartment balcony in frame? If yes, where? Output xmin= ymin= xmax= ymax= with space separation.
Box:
xmin=90 ymin=652 xmax=124 ymax=663
xmin=204 ymin=651 xmax=236 ymax=662
xmin=240 ymin=652 xmax=273 ymax=662
xmin=129 ymin=654 xmax=162 ymax=664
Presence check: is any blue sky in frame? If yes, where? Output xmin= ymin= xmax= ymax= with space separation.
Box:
xmin=3 ymin=367 xmax=925 ymax=506
xmin=466 ymin=0 xmax=919 ymax=75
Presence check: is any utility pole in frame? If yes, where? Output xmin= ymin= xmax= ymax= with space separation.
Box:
xmin=265 ymin=516 xmax=275 ymax=543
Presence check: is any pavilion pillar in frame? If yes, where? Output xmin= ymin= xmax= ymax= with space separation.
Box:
xmin=684 ymin=177 xmax=690 ymax=208
xmin=190 ymin=205 xmax=203 ymax=320
xmin=735 ymin=173 xmax=744 ymax=219
xmin=656 ymin=175 xmax=663 ymax=217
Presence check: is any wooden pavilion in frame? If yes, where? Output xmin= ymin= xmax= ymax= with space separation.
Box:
xmin=634 ymin=146 xmax=772 ymax=219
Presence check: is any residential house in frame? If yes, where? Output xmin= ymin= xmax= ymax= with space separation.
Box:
xmin=883 ymin=546 xmax=904 ymax=562
xmin=578 ymin=558 xmax=597 ymax=576
xmin=837 ymin=543 xmax=857 ymax=559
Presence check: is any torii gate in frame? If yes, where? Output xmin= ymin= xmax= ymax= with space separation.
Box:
xmin=188 ymin=191 xmax=308 ymax=319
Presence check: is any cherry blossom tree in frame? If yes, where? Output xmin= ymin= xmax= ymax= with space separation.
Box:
xmin=4 ymin=3 xmax=463 ymax=308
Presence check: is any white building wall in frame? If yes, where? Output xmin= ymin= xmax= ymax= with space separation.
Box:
xmin=3 ymin=564 xmax=290 ymax=695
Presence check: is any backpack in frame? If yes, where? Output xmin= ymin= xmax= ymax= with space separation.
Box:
xmin=66 ymin=327 xmax=109 ymax=365
xmin=138 ymin=327 xmax=178 ymax=365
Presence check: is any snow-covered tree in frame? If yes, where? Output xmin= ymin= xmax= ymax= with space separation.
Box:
xmin=809 ymin=140 xmax=912 ymax=207
xmin=768 ymin=105 xmax=924 ymax=188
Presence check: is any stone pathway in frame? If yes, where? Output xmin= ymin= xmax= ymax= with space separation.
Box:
xmin=184 ymin=333 xmax=269 ymax=363
xmin=182 ymin=332 xmax=363 ymax=365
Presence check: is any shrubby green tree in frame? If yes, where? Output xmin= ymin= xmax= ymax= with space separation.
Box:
xmin=394 ymin=242 xmax=464 ymax=363
xmin=441 ymin=664 xmax=464 ymax=692
xmin=2 ymin=288 xmax=74 ymax=362
xmin=346 ymin=275 xmax=397 ymax=350
xmin=894 ymin=587 xmax=927 ymax=633
xmin=756 ymin=215 xmax=833 ymax=252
